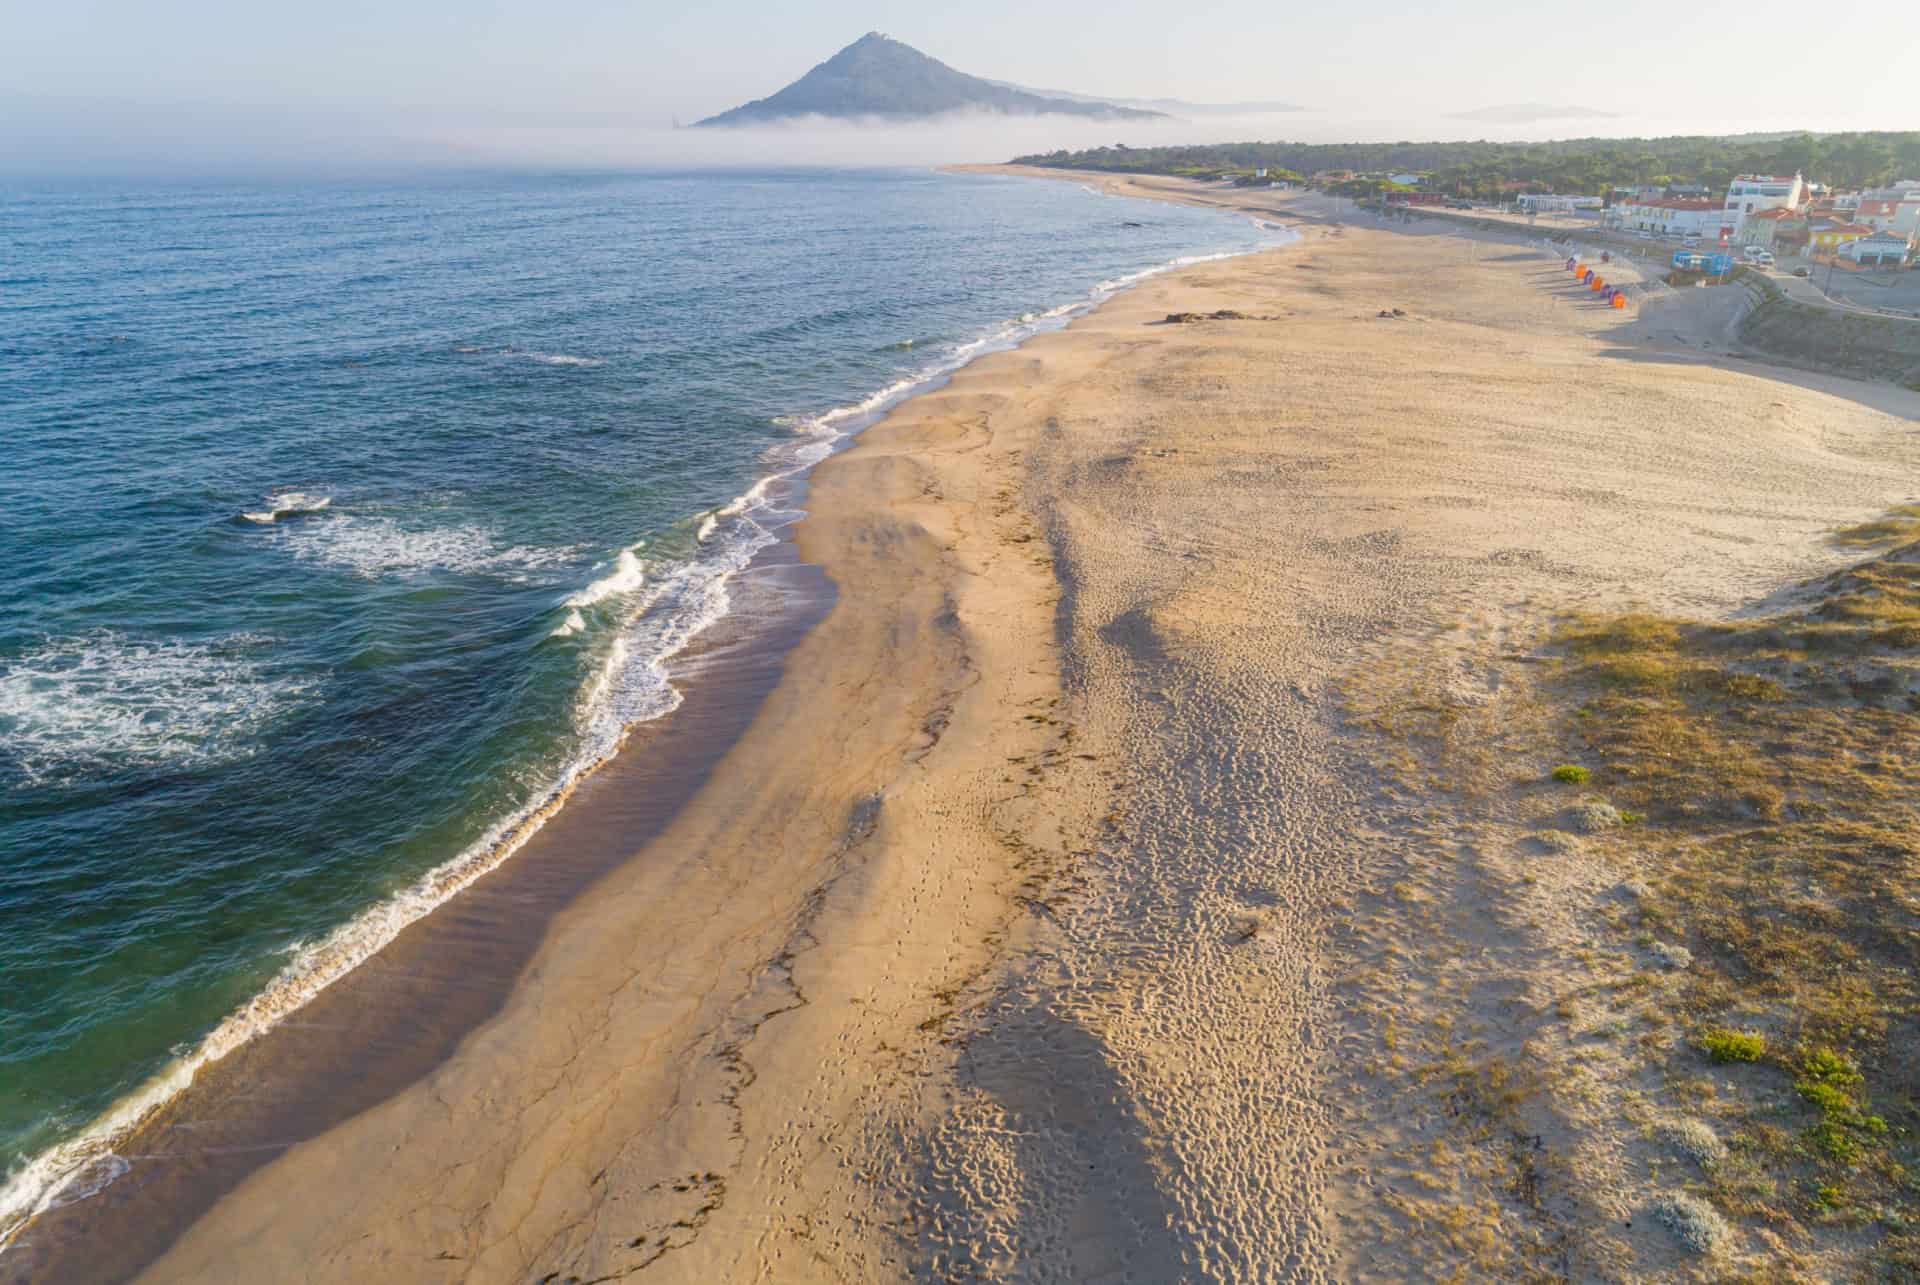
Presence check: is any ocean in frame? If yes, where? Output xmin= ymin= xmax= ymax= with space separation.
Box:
xmin=0 ymin=167 xmax=1284 ymax=1237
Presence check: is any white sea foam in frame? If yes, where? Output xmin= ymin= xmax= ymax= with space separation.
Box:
xmin=452 ymin=346 xmax=602 ymax=366
xmin=283 ymin=517 xmax=575 ymax=581
xmin=0 ymin=228 xmax=1299 ymax=1252
xmin=561 ymin=548 xmax=645 ymax=608
xmin=0 ymin=633 xmax=312 ymax=785
xmin=239 ymin=491 xmax=331 ymax=524
xmin=549 ymin=609 xmax=587 ymax=639
xmin=696 ymin=513 xmax=719 ymax=543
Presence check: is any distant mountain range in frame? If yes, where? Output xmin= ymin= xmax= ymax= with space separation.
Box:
xmin=1448 ymin=104 xmax=1619 ymax=124
xmin=695 ymin=33 xmax=1170 ymax=127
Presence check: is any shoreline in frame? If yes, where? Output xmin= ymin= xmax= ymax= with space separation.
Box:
xmin=0 ymin=197 xmax=1289 ymax=1280
xmin=3 ymin=540 xmax=838 ymax=1282
xmin=19 ymin=173 xmax=1920 ymax=1282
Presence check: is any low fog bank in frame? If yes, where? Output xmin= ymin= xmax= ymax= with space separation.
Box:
xmin=0 ymin=102 xmax=1309 ymax=177
xmin=3 ymin=97 xmax=1911 ymax=179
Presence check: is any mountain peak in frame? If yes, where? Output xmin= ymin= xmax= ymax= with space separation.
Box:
xmin=694 ymin=35 xmax=1166 ymax=127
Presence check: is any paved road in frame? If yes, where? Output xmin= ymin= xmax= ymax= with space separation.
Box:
xmin=1764 ymin=263 xmax=1920 ymax=321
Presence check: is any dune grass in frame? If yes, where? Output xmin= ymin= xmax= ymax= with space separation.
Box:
xmin=1549 ymin=543 xmax=1920 ymax=1268
xmin=1833 ymin=503 xmax=1920 ymax=548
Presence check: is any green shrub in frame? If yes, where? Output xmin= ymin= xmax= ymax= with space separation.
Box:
xmin=1550 ymin=763 xmax=1591 ymax=784
xmin=1800 ymin=1048 xmax=1862 ymax=1087
xmin=1701 ymin=1028 xmax=1766 ymax=1063
xmin=1798 ymin=1080 xmax=1854 ymax=1116
xmin=1809 ymin=1120 xmax=1861 ymax=1164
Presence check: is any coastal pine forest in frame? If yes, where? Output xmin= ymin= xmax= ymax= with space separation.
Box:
xmin=1013 ymin=131 xmax=1920 ymax=199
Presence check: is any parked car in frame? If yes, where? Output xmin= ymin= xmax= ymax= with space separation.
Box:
xmin=1793 ymin=266 xmax=1812 ymax=277
xmin=1681 ymin=237 xmax=1702 ymax=249
xmin=1753 ymin=251 xmax=1775 ymax=266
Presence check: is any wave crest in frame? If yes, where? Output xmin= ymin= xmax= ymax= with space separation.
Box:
xmin=239 ymin=491 xmax=331 ymax=524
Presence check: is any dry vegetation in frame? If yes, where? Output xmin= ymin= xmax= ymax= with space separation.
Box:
xmin=1333 ymin=532 xmax=1920 ymax=1280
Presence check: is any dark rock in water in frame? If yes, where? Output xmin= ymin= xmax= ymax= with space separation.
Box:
xmin=1122 ymin=221 xmax=1145 ymax=228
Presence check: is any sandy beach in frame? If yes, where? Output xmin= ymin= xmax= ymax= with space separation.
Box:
xmin=20 ymin=172 xmax=1920 ymax=1282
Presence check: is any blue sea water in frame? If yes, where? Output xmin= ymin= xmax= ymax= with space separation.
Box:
xmin=0 ymin=167 xmax=1282 ymax=1229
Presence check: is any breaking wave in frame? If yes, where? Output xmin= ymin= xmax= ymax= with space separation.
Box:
xmin=238 ymin=491 xmax=331 ymax=524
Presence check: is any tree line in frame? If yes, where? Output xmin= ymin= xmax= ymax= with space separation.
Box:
xmin=1011 ymin=133 xmax=1920 ymax=198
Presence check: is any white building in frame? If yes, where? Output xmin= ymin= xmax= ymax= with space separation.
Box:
xmin=1856 ymin=197 xmax=1920 ymax=243
xmin=1615 ymin=196 xmax=1723 ymax=238
xmin=1722 ymin=173 xmax=1806 ymax=237
xmin=1842 ymin=231 xmax=1913 ymax=267
xmin=1515 ymin=194 xmax=1604 ymax=214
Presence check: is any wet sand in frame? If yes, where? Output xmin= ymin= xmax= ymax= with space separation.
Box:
xmin=17 ymin=176 xmax=1920 ymax=1282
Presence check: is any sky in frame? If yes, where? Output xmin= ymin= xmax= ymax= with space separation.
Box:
xmin=3 ymin=0 xmax=1916 ymax=172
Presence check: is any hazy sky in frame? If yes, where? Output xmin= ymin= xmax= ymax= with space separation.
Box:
xmin=4 ymin=1 xmax=1915 ymax=171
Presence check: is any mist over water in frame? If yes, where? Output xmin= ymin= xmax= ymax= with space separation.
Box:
xmin=6 ymin=98 xmax=1910 ymax=178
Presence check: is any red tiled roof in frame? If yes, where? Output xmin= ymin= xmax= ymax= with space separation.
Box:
xmin=1858 ymin=199 xmax=1899 ymax=217
xmin=1746 ymin=207 xmax=1798 ymax=221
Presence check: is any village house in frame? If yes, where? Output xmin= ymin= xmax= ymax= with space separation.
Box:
xmin=1739 ymin=206 xmax=1800 ymax=249
xmin=1515 ymin=193 xmax=1603 ymax=214
xmin=1615 ymin=195 xmax=1722 ymax=238
xmin=1722 ymin=173 xmax=1806 ymax=237
xmin=1856 ymin=197 xmax=1920 ymax=245
xmin=1841 ymin=231 xmax=1913 ymax=267
xmin=1806 ymin=218 xmax=1875 ymax=256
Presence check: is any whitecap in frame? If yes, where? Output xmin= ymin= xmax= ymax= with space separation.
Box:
xmin=0 ymin=633 xmax=312 ymax=784
xmin=282 ymin=517 xmax=574 ymax=581
xmin=239 ymin=491 xmax=331 ymax=524
xmin=549 ymin=609 xmax=587 ymax=639
xmin=562 ymin=548 xmax=644 ymax=608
